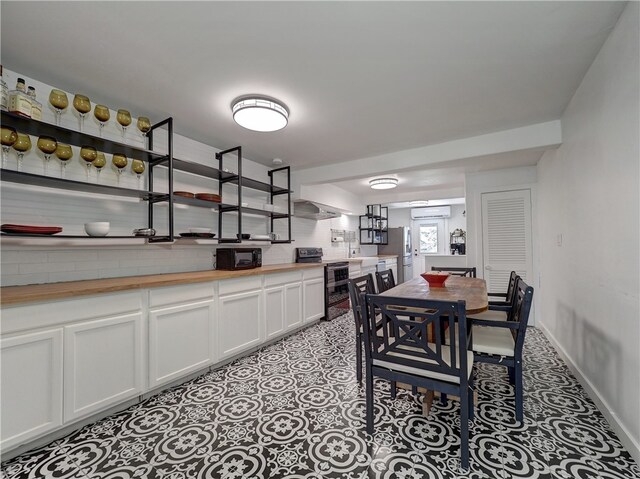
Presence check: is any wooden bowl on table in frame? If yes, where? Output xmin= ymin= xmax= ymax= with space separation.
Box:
xmin=420 ymin=272 xmax=450 ymax=288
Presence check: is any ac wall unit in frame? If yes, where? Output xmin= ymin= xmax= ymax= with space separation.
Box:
xmin=411 ymin=206 xmax=451 ymax=219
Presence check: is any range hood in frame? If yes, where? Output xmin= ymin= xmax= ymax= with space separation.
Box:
xmin=293 ymin=200 xmax=341 ymax=220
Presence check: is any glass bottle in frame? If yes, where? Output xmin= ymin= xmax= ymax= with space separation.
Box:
xmin=8 ymin=78 xmax=31 ymax=118
xmin=27 ymin=86 xmax=42 ymax=121
xmin=0 ymin=65 xmax=8 ymax=111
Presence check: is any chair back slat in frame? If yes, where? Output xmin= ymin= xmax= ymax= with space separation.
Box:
xmin=505 ymin=271 xmax=519 ymax=303
xmin=375 ymin=269 xmax=396 ymax=293
xmin=347 ymin=274 xmax=376 ymax=330
xmin=364 ymin=295 xmax=469 ymax=381
xmin=509 ymin=278 xmax=534 ymax=354
xmin=431 ymin=266 xmax=477 ymax=278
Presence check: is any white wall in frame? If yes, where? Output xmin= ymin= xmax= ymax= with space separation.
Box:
xmin=537 ymin=2 xmax=639 ymax=460
xmin=0 ymin=68 xmax=369 ymax=286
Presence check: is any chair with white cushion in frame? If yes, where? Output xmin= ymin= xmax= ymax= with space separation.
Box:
xmin=470 ymin=278 xmax=534 ymax=422
xmin=468 ymin=271 xmax=519 ymax=322
xmin=363 ymin=294 xmax=474 ymax=469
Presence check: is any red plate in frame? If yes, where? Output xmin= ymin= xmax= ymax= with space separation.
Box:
xmin=2 ymin=224 xmax=63 ymax=235
xmin=195 ymin=193 xmax=222 ymax=203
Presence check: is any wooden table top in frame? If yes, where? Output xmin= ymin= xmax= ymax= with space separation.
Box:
xmin=379 ymin=276 xmax=488 ymax=314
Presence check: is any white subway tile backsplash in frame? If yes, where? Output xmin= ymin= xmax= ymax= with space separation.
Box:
xmin=19 ymin=262 xmax=76 ymax=274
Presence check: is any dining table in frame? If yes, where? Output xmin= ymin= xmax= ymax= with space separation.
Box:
xmin=378 ymin=275 xmax=489 ymax=414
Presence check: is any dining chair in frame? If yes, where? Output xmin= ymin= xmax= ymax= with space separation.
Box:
xmin=470 ymin=278 xmax=534 ymax=422
xmin=469 ymin=271 xmax=519 ymax=322
xmin=362 ymin=294 xmax=474 ymax=469
xmin=375 ymin=269 xmax=396 ymax=293
xmin=431 ymin=266 xmax=477 ymax=278
xmin=347 ymin=274 xmax=376 ymax=384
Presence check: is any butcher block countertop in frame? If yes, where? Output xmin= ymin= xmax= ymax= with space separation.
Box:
xmin=0 ymin=263 xmax=324 ymax=307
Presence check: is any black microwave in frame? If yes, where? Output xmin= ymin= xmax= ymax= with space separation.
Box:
xmin=216 ymin=248 xmax=262 ymax=270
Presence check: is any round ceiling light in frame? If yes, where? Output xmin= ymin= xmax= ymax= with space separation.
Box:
xmin=369 ymin=178 xmax=398 ymax=190
xmin=232 ymin=96 xmax=289 ymax=132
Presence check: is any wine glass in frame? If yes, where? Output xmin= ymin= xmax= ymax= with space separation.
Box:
xmin=80 ymin=146 xmax=98 ymax=181
xmin=92 ymin=152 xmax=106 ymax=183
xmin=1 ymin=126 xmax=18 ymax=169
xmin=13 ymin=133 xmax=31 ymax=172
xmin=37 ymin=136 xmax=57 ymax=175
xmin=49 ymin=89 xmax=69 ymax=126
xmin=131 ymin=159 xmax=145 ymax=189
xmin=93 ymin=105 xmax=110 ymax=137
xmin=73 ymin=94 xmax=91 ymax=132
xmin=116 ymin=109 xmax=131 ymax=139
xmin=55 ymin=143 xmax=73 ymax=178
xmin=112 ymin=153 xmax=128 ymax=185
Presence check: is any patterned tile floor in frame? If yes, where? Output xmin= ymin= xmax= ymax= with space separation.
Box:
xmin=2 ymin=313 xmax=638 ymax=479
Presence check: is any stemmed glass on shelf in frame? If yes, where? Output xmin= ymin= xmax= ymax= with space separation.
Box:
xmin=94 ymin=105 xmax=110 ymax=137
xmin=116 ymin=109 xmax=131 ymax=139
xmin=49 ymin=89 xmax=68 ymax=126
xmin=92 ymin=152 xmax=106 ymax=183
xmin=131 ymin=159 xmax=145 ymax=189
xmin=80 ymin=146 xmax=98 ymax=181
xmin=1 ymin=126 xmax=18 ymax=169
xmin=37 ymin=136 xmax=57 ymax=175
xmin=112 ymin=153 xmax=128 ymax=185
xmin=73 ymin=94 xmax=91 ymax=132
xmin=13 ymin=133 xmax=31 ymax=172
xmin=55 ymin=143 xmax=73 ymax=178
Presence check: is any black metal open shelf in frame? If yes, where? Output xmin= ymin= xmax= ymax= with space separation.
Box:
xmin=0 ymin=233 xmax=171 ymax=241
xmin=1 ymin=111 xmax=167 ymax=164
xmin=1 ymin=169 xmax=168 ymax=201
xmin=171 ymin=157 xmax=290 ymax=195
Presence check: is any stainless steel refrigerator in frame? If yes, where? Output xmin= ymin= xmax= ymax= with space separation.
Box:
xmin=378 ymin=227 xmax=413 ymax=283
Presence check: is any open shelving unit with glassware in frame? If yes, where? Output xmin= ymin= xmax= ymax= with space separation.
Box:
xmin=359 ymin=203 xmax=388 ymax=245
xmin=165 ymin=145 xmax=293 ymax=244
xmin=0 ymin=110 xmax=175 ymax=242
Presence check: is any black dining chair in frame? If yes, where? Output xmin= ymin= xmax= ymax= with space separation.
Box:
xmin=469 ymin=271 xmax=519 ymax=322
xmin=431 ymin=266 xmax=477 ymax=278
xmin=347 ymin=274 xmax=376 ymax=384
xmin=362 ymin=294 xmax=474 ymax=469
xmin=375 ymin=269 xmax=396 ymax=293
xmin=470 ymin=278 xmax=534 ymax=422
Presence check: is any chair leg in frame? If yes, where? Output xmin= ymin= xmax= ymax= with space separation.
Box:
xmin=366 ymin=367 xmax=375 ymax=435
xmin=390 ymin=381 xmax=397 ymax=399
xmin=460 ymin=385 xmax=470 ymax=470
xmin=440 ymin=393 xmax=447 ymax=405
xmin=515 ymin=361 xmax=523 ymax=423
xmin=508 ymin=366 xmax=515 ymax=385
xmin=412 ymin=385 xmax=418 ymax=396
xmin=355 ymin=334 xmax=363 ymax=385
xmin=468 ymin=383 xmax=474 ymax=420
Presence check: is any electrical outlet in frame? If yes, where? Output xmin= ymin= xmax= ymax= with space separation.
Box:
xmin=557 ymin=234 xmax=562 ymax=246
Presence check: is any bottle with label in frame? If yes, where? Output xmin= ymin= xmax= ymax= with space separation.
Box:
xmin=0 ymin=65 xmax=7 ymax=111
xmin=27 ymin=86 xmax=42 ymax=120
xmin=8 ymin=78 xmax=31 ymax=118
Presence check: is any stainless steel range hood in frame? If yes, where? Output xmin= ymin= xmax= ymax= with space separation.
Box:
xmin=293 ymin=200 xmax=341 ymax=220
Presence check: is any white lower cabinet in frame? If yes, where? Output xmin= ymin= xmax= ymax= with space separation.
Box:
xmin=1 ymin=329 xmax=63 ymax=450
xmin=303 ymin=278 xmax=325 ymax=322
xmin=149 ymin=299 xmax=215 ymax=389
xmin=285 ymin=282 xmax=303 ymax=330
xmin=64 ymin=312 xmax=144 ymax=422
xmin=218 ymin=289 xmax=263 ymax=360
xmin=265 ymin=286 xmax=285 ymax=340
xmin=349 ymin=265 xmax=362 ymax=279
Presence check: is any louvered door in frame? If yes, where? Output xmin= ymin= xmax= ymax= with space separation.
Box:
xmin=481 ymin=189 xmax=533 ymax=297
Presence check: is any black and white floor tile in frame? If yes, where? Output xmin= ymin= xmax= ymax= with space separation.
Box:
xmin=2 ymin=314 xmax=638 ymax=479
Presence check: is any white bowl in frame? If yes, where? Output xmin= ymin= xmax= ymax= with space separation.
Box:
xmin=84 ymin=222 xmax=110 ymax=237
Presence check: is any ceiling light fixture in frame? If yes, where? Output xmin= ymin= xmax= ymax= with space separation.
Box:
xmin=410 ymin=200 xmax=429 ymax=206
xmin=369 ymin=178 xmax=398 ymax=190
xmin=232 ymin=96 xmax=289 ymax=132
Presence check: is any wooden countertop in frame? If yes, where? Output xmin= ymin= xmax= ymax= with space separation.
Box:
xmin=380 ymin=276 xmax=488 ymax=314
xmin=0 ymin=263 xmax=324 ymax=307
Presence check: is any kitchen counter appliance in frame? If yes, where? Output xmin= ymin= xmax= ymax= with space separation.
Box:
xmin=216 ymin=248 xmax=262 ymax=270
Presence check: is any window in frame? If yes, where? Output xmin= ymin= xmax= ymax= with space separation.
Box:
xmin=419 ymin=224 xmax=439 ymax=254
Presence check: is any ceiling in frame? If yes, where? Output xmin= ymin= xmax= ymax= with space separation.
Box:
xmin=1 ymin=2 xmax=625 ymax=170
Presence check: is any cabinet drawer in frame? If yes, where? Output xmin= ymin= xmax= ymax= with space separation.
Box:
xmin=149 ymin=282 xmax=215 ymax=309
xmin=265 ymin=271 xmax=303 ymax=287
xmin=218 ymin=276 xmax=262 ymax=296
xmin=302 ymin=267 xmax=324 ymax=280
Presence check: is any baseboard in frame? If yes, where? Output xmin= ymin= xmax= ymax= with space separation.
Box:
xmin=537 ymin=322 xmax=640 ymax=465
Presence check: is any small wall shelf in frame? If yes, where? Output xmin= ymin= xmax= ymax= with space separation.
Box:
xmin=359 ymin=204 xmax=388 ymax=245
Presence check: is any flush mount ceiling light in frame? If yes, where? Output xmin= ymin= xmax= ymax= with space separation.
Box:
xmin=369 ymin=178 xmax=398 ymax=190
xmin=410 ymin=200 xmax=429 ymax=206
xmin=232 ymin=96 xmax=289 ymax=132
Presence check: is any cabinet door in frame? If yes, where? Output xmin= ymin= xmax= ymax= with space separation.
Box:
xmin=285 ymin=282 xmax=303 ymax=331
xmin=149 ymin=299 xmax=215 ymax=389
xmin=349 ymin=266 xmax=362 ymax=279
xmin=1 ymin=329 xmax=63 ymax=450
xmin=64 ymin=313 xmax=144 ymax=422
xmin=218 ymin=290 xmax=263 ymax=361
xmin=303 ymin=278 xmax=325 ymax=322
xmin=264 ymin=286 xmax=285 ymax=340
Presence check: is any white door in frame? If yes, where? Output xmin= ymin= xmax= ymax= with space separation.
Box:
xmin=481 ymin=189 xmax=533 ymax=297
xmin=218 ymin=289 xmax=263 ymax=360
xmin=411 ymin=219 xmax=446 ymax=278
